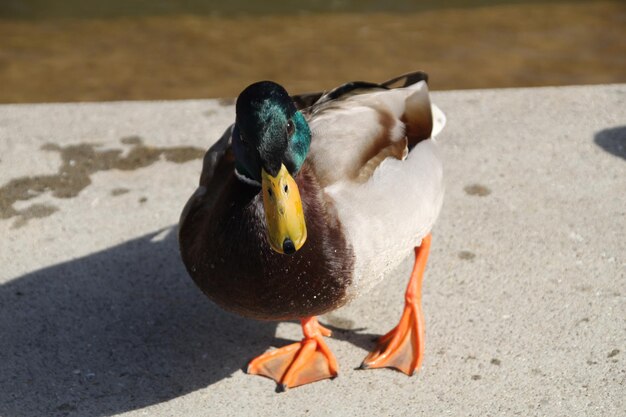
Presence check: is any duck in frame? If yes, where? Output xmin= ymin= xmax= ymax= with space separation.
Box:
xmin=178 ymin=71 xmax=446 ymax=391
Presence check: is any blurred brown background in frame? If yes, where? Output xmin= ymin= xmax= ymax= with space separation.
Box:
xmin=1 ymin=0 xmax=625 ymax=103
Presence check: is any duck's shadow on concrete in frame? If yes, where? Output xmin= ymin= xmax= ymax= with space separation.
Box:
xmin=0 ymin=228 xmax=278 ymax=417
xmin=594 ymin=125 xmax=626 ymax=160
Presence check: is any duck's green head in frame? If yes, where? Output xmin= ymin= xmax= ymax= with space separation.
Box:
xmin=233 ymin=81 xmax=311 ymax=255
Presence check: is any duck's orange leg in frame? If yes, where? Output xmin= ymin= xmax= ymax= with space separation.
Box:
xmin=361 ymin=233 xmax=431 ymax=375
xmin=247 ymin=317 xmax=337 ymax=390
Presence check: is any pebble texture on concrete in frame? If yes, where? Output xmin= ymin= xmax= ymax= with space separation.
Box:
xmin=0 ymin=85 xmax=624 ymax=416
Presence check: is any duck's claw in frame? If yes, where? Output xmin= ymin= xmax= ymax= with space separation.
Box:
xmin=247 ymin=317 xmax=338 ymax=390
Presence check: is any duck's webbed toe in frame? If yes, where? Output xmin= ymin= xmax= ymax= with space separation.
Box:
xmin=247 ymin=317 xmax=338 ymax=390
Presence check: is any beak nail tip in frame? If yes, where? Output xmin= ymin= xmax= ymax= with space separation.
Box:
xmin=282 ymin=238 xmax=296 ymax=255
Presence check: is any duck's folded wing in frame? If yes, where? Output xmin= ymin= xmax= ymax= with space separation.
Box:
xmin=306 ymin=79 xmax=435 ymax=188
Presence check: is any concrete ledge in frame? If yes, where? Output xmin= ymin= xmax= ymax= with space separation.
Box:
xmin=0 ymin=85 xmax=624 ymax=416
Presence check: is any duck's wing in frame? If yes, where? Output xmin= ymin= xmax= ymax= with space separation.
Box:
xmin=303 ymin=73 xmax=446 ymax=296
xmin=302 ymin=72 xmax=438 ymax=188
xmin=178 ymin=125 xmax=235 ymax=236
xmin=291 ymin=71 xmax=429 ymax=111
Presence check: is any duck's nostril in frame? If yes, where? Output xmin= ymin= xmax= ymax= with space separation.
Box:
xmin=282 ymin=238 xmax=296 ymax=255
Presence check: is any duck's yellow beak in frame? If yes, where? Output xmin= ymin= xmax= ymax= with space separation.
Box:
xmin=261 ymin=164 xmax=307 ymax=255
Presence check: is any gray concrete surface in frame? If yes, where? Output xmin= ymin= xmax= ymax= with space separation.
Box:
xmin=0 ymin=85 xmax=624 ymax=416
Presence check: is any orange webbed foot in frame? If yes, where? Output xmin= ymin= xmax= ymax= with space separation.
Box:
xmin=247 ymin=317 xmax=338 ymax=390
xmin=360 ymin=234 xmax=431 ymax=376
xmin=360 ymin=300 xmax=424 ymax=375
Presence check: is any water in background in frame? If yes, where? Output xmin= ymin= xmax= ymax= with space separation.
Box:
xmin=1 ymin=0 xmax=624 ymax=103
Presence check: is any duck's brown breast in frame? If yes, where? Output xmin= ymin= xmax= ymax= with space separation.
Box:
xmin=179 ymin=165 xmax=354 ymax=321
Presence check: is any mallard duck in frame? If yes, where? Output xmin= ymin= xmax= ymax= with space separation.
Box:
xmin=179 ymin=71 xmax=445 ymax=390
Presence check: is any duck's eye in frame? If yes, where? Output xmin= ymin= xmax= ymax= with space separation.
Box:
xmin=283 ymin=184 xmax=289 ymax=194
xmin=286 ymin=120 xmax=295 ymax=136
xmin=267 ymin=188 xmax=273 ymax=198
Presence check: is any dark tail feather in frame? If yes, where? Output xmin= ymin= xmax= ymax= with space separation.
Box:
xmin=291 ymin=71 xmax=430 ymax=110
xmin=381 ymin=71 xmax=429 ymax=89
